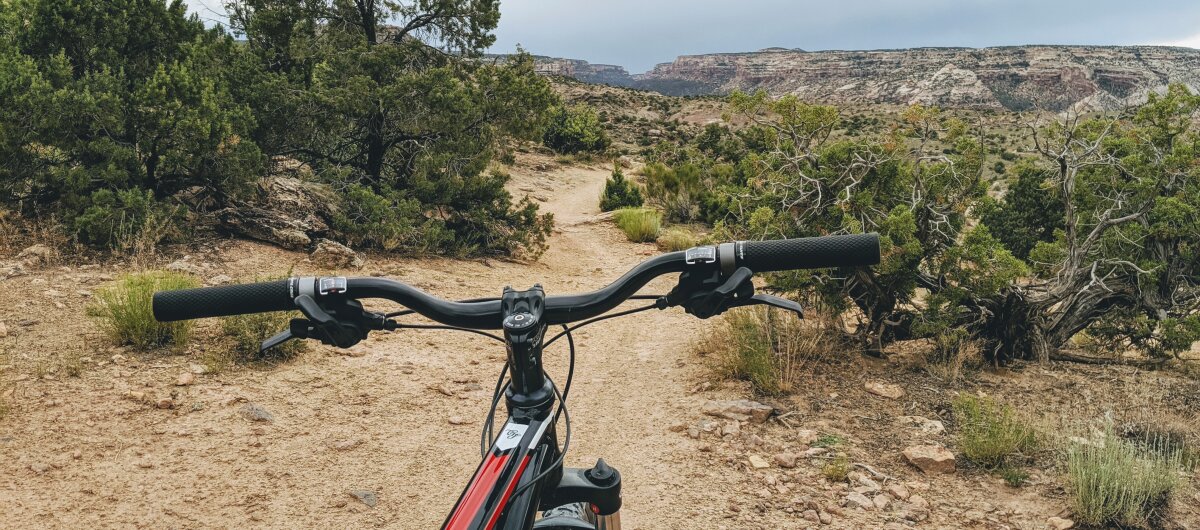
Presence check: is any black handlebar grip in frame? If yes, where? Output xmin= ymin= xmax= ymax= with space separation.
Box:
xmin=735 ymin=233 xmax=881 ymax=272
xmin=153 ymin=279 xmax=295 ymax=322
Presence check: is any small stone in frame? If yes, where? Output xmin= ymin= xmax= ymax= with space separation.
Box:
xmin=773 ymin=453 xmax=799 ymax=469
xmin=864 ymin=381 xmax=905 ymax=399
xmin=748 ymin=455 xmax=771 ymax=469
xmin=844 ymin=492 xmax=874 ymax=510
xmin=166 ymin=259 xmax=202 ymax=275
xmin=176 ymin=372 xmax=195 ymax=386
xmin=206 ymin=274 xmax=233 ymax=286
xmin=897 ymin=415 xmax=946 ymax=436
xmin=17 ymin=244 xmax=54 ymax=266
xmin=885 ymin=483 xmax=910 ymax=500
xmin=872 ymin=494 xmax=890 ymax=510
xmin=721 ymin=421 xmax=741 ymax=436
xmin=701 ymin=399 xmax=774 ymax=423
xmin=30 ymin=462 xmax=51 ymax=474
xmin=903 ymin=444 xmax=956 ymax=474
xmin=448 ymin=416 xmax=468 ymax=425
xmin=71 ymin=450 xmax=82 ymax=460
xmin=331 ymin=439 xmax=362 ymax=451
xmin=801 ymin=509 xmax=819 ymax=522
xmin=668 ymin=422 xmax=688 ymax=433
xmin=855 ymin=476 xmax=881 ymax=493
xmin=1047 ymin=516 xmax=1075 ymax=530
xmin=435 ymin=384 xmax=455 ymax=397
xmin=819 ymin=511 xmax=833 ymax=524
xmin=687 ymin=427 xmax=701 ymax=439
xmin=795 ymin=429 xmax=820 ymax=445
xmin=0 ymin=321 xmax=8 ymax=337
xmin=909 ymin=494 xmax=929 ymax=509
xmin=349 ymin=490 xmax=377 ymax=508
xmin=156 ymin=398 xmax=176 ymax=409
xmin=125 ymin=390 xmax=146 ymax=402
xmin=312 ymin=239 xmax=364 ymax=269
xmin=77 ymin=289 xmax=92 ymax=297
xmin=802 ymin=447 xmax=828 ymax=457
xmin=240 ymin=403 xmax=275 ymax=423
xmin=138 ymin=461 xmax=154 ymax=469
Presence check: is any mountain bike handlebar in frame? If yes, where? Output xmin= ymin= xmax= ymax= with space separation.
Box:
xmin=153 ymin=233 xmax=880 ymax=328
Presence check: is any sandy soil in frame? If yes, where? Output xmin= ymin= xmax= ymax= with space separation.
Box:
xmin=1 ymin=157 xmax=1198 ymax=529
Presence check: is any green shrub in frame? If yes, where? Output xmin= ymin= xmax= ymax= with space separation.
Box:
xmin=1067 ymin=429 xmax=1182 ymax=528
xmin=822 ymin=454 xmax=850 ymax=481
xmin=73 ymin=189 xmax=181 ymax=250
xmin=543 ymin=104 xmax=610 ymax=154
xmin=655 ymin=226 xmax=697 ymax=252
xmin=331 ymin=184 xmax=426 ymax=251
xmin=951 ymin=394 xmax=1038 ymax=469
xmin=599 ymin=165 xmax=643 ymax=211
xmin=221 ymin=311 xmax=308 ymax=363
xmin=88 ymin=271 xmax=199 ymax=351
xmin=612 ymin=208 xmax=661 ymax=243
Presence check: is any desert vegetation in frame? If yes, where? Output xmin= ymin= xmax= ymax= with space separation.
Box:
xmin=0 ymin=0 xmax=558 ymax=257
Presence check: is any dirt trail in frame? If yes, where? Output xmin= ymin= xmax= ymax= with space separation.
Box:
xmin=0 ymin=162 xmax=745 ymax=528
xmin=5 ymin=159 xmax=1198 ymax=530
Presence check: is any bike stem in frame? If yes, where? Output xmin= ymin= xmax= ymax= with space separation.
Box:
xmin=500 ymin=285 xmax=555 ymax=414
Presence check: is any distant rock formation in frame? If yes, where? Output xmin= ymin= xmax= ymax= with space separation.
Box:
xmin=527 ymin=46 xmax=1200 ymax=111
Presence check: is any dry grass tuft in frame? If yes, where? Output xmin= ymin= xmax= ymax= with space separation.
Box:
xmin=697 ymin=306 xmax=844 ymax=396
xmin=87 ymin=271 xmax=199 ymax=351
xmin=612 ymin=208 xmax=661 ymax=243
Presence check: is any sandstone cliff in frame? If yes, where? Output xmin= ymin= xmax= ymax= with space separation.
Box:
xmin=533 ymin=46 xmax=1200 ymax=111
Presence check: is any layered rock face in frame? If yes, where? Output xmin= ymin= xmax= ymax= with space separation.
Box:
xmin=540 ymin=46 xmax=1200 ymax=111
xmin=531 ymin=57 xmax=636 ymax=86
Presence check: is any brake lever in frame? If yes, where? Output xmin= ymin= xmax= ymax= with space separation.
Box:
xmin=737 ymin=294 xmax=804 ymax=318
xmin=259 ymin=318 xmax=316 ymax=354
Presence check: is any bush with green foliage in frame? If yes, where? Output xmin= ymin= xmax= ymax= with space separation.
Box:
xmin=88 ymin=271 xmax=199 ymax=351
xmin=1067 ymin=428 xmax=1183 ymax=528
xmin=978 ymin=163 xmax=1064 ymax=260
xmin=599 ymin=165 xmax=644 ymax=211
xmin=951 ymin=394 xmax=1038 ymax=469
xmin=0 ymin=0 xmax=264 ymax=247
xmin=612 ymin=208 xmax=661 ymax=243
xmin=543 ymin=104 xmax=611 ymax=154
xmin=0 ymin=0 xmax=555 ymax=258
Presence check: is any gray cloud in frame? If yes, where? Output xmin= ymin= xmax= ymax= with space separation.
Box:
xmin=187 ymin=0 xmax=1200 ymax=73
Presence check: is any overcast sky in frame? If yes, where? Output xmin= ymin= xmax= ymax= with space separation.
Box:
xmin=187 ymin=0 xmax=1200 ymax=73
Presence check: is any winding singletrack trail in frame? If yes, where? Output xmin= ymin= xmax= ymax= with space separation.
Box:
xmin=0 ymin=162 xmax=755 ymax=529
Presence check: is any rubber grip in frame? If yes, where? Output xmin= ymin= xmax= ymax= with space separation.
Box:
xmin=737 ymin=233 xmax=881 ymax=272
xmin=153 ymin=279 xmax=294 ymax=322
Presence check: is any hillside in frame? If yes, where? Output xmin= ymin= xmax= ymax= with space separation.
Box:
xmin=533 ymin=45 xmax=1200 ymax=111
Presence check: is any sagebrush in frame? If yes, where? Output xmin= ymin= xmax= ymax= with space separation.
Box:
xmin=612 ymin=208 xmax=661 ymax=243
xmin=88 ymin=271 xmax=199 ymax=351
xmin=1067 ymin=428 xmax=1182 ymax=528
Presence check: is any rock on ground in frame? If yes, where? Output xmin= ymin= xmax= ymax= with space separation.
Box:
xmin=311 ymin=239 xmax=364 ymax=269
xmin=701 ymin=399 xmax=774 ymax=423
xmin=1047 ymin=516 xmax=1075 ymax=529
xmin=239 ymin=403 xmax=275 ymax=423
xmin=349 ymin=489 xmax=377 ymax=508
xmin=903 ymin=444 xmax=956 ymax=474
xmin=864 ymin=381 xmax=905 ymax=399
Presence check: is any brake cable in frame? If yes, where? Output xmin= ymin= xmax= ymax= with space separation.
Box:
xmin=387 ymin=294 xmax=666 ymax=489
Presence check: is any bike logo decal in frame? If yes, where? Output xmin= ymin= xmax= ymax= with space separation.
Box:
xmin=494 ymin=423 xmax=528 ymax=451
